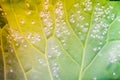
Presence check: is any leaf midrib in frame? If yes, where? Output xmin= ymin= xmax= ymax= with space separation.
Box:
xmin=78 ymin=1 xmax=96 ymax=80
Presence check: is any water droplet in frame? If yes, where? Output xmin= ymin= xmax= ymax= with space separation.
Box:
xmin=81 ymin=25 xmax=84 ymax=28
xmin=113 ymin=72 xmax=116 ymax=76
xmin=44 ymin=5 xmax=49 ymax=10
xmin=38 ymin=59 xmax=43 ymax=64
xmin=26 ymin=11 xmax=31 ymax=15
xmin=85 ymin=23 xmax=89 ymax=26
xmin=55 ymin=1 xmax=64 ymax=16
xmin=27 ymin=33 xmax=41 ymax=44
xmin=69 ymin=18 xmax=75 ymax=23
xmin=10 ymin=49 xmax=14 ymax=53
xmin=48 ymin=55 xmax=52 ymax=58
xmin=93 ymin=48 xmax=97 ymax=51
xmin=82 ymin=28 xmax=88 ymax=33
xmin=26 ymin=2 xmax=30 ymax=7
xmin=10 ymin=69 xmax=13 ymax=73
xmin=77 ymin=10 xmax=81 ymax=13
xmin=105 ymin=8 xmax=110 ymax=14
xmin=15 ymin=43 xmax=19 ymax=46
xmin=51 ymin=62 xmax=60 ymax=79
xmin=0 ymin=8 xmax=2 ymax=11
xmin=98 ymin=47 xmax=101 ymax=50
xmin=118 ymin=55 xmax=120 ymax=57
xmin=52 ymin=47 xmax=55 ymax=50
xmin=118 ymin=17 xmax=120 ymax=22
xmin=109 ymin=52 xmax=118 ymax=63
xmin=20 ymin=19 xmax=25 ymax=24
xmin=93 ymin=77 xmax=97 ymax=80
xmin=8 ymin=60 xmax=12 ymax=64
xmin=82 ymin=0 xmax=92 ymax=11
xmin=23 ymin=44 xmax=27 ymax=48
xmin=63 ymin=43 xmax=66 ymax=46
xmin=99 ymin=42 xmax=102 ymax=45
xmin=97 ymin=3 xmax=100 ymax=6
xmin=27 ymin=33 xmax=32 ymax=39
xmin=74 ymin=3 xmax=79 ymax=8
xmin=109 ymin=5 xmax=113 ymax=9
xmin=31 ymin=20 xmax=35 ymax=25
xmin=40 ymin=11 xmax=44 ymax=18
xmin=1 ymin=12 xmax=5 ymax=16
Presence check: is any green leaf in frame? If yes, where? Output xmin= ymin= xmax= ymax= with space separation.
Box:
xmin=1 ymin=0 xmax=120 ymax=80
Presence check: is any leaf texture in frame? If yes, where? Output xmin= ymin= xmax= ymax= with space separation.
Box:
xmin=0 ymin=0 xmax=120 ymax=80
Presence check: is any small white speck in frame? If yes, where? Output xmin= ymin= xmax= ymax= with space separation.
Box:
xmin=97 ymin=3 xmax=100 ymax=6
xmin=93 ymin=48 xmax=97 ymax=51
xmin=52 ymin=47 xmax=55 ymax=50
xmin=0 ymin=8 xmax=2 ymax=11
xmin=69 ymin=18 xmax=75 ymax=23
xmin=99 ymin=42 xmax=102 ymax=45
xmin=118 ymin=31 xmax=120 ymax=34
xmin=10 ymin=69 xmax=13 ymax=72
xmin=77 ymin=10 xmax=81 ymax=13
xmin=38 ymin=59 xmax=43 ymax=64
xmin=21 ymin=39 xmax=25 ymax=43
xmin=48 ymin=55 xmax=52 ymax=58
xmin=40 ymin=11 xmax=44 ymax=17
xmin=93 ymin=77 xmax=97 ymax=80
xmin=113 ymin=72 xmax=116 ymax=76
xmin=26 ymin=11 xmax=31 ymax=15
xmin=74 ymin=3 xmax=79 ymax=8
xmin=109 ymin=52 xmax=118 ymax=63
xmin=81 ymin=25 xmax=84 ymax=28
xmin=15 ymin=43 xmax=19 ymax=46
xmin=10 ymin=49 xmax=14 ymax=53
xmin=82 ymin=28 xmax=88 ymax=32
xmin=20 ymin=19 xmax=25 ymax=24
xmin=1 ymin=12 xmax=4 ymax=16
xmin=63 ymin=43 xmax=66 ymax=46
xmin=61 ymin=39 xmax=65 ymax=43
xmin=118 ymin=55 xmax=120 ymax=57
xmin=98 ymin=47 xmax=101 ymax=50
xmin=109 ymin=5 xmax=113 ymax=9
xmin=26 ymin=3 xmax=30 ymax=7
xmin=85 ymin=23 xmax=89 ymax=26
xmin=31 ymin=21 xmax=35 ymax=25
xmin=118 ymin=17 xmax=120 ymax=22
xmin=23 ymin=44 xmax=27 ymax=48
xmin=78 ymin=32 xmax=81 ymax=35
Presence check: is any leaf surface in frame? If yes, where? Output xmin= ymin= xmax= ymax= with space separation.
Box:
xmin=1 ymin=0 xmax=120 ymax=80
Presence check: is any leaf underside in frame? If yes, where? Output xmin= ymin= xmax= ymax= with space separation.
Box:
xmin=0 ymin=0 xmax=120 ymax=80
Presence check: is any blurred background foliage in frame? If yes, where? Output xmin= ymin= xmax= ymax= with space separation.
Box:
xmin=0 ymin=5 xmax=8 ymax=29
